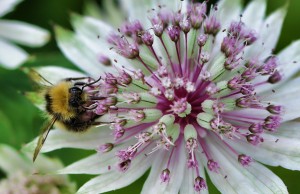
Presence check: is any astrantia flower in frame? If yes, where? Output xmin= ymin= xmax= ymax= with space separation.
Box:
xmin=25 ymin=0 xmax=300 ymax=193
xmin=0 ymin=144 xmax=76 ymax=194
xmin=0 ymin=0 xmax=49 ymax=69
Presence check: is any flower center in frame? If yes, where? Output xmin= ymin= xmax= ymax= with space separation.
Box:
xmin=89 ymin=1 xmax=285 ymax=192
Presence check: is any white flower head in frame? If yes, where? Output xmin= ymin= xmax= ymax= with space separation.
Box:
xmin=25 ymin=0 xmax=300 ymax=193
xmin=0 ymin=0 xmax=49 ymax=69
xmin=0 ymin=144 xmax=76 ymax=194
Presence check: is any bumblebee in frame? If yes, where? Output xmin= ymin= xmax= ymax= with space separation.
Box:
xmin=30 ymin=70 xmax=104 ymax=162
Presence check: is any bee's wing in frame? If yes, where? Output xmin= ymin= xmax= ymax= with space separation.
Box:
xmin=33 ymin=116 xmax=57 ymax=162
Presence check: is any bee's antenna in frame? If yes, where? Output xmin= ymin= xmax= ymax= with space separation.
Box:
xmin=38 ymin=75 xmax=53 ymax=86
xmin=81 ymin=76 xmax=102 ymax=90
xmin=26 ymin=68 xmax=54 ymax=86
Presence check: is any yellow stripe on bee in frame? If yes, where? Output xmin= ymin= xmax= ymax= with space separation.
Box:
xmin=48 ymin=81 xmax=76 ymax=120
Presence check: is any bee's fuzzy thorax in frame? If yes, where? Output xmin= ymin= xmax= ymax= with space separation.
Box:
xmin=46 ymin=81 xmax=76 ymax=120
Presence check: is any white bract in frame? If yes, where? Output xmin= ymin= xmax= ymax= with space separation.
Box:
xmin=0 ymin=0 xmax=49 ymax=69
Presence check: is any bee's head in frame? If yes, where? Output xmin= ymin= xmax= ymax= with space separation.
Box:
xmin=68 ymin=86 xmax=84 ymax=108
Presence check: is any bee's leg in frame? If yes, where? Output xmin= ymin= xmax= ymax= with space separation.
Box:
xmin=74 ymin=82 xmax=86 ymax=86
xmin=64 ymin=77 xmax=92 ymax=82
xmin=64 ymin=77 xmax=90 ymax=81
xmin=64 ymin=77 xmax=99 ymax=88
xmin=91 ymin=121 xmax=112 ymax=127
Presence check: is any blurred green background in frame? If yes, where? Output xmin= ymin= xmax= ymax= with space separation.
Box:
xmin=0 ymin=0 xmax=299 ymax=193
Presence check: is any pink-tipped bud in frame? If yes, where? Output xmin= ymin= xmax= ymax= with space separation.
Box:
xmin=160 ymin=168 xmax=171 ymax=183
xmin=248 ymin=123 xmax=263 ymax=134
xmin=224 ymin=58 xmax=239 ymax=70
xmin=97 ymin=143 xmax=114 ymax=153
xmin=129 ymin=110 xmax=145 ymax=122
xmin=167 ymin=26 xmax=180 ymax=42
xmin=240 ymin=84 xmax=255 ymax=95
xmin=257 ymin=57 xmax=278 ymax=75
xmin=228 ymin=76 xmax=244 ymax=90
xmin=197 ymin=34 xmax=208 ymax=47
xmin=104 ymin=83 xmax=118 ymax=94
xmin=117 ymin=71 xmax=132 ymax=85
xmin=105 ymin=96 xmax=117 ymax=106
xmin=190 ymin=3 xmax=206 ymax=29
xmin=244 ymin=30 xmax=258 ymax=45
xmin=263 ymin=115 xmax=281 ymax=132
xmin=246 ymin=134 xmax=263 ymax=145
xmin=194 ymin=176 xmax=207 ymax=191
xmin=207 ymin=159 xmax=219 ymax=172
xmin=105 ymin=73 xmax=118 ymax=85
xmin=204 ymin=15 xmax=221 ymax=36
xmin=180 ymin=18 xmax=191 ymax=33
xmin=241 ymin=68 xmax=256 ymax=82
xmin=238 ymin=154 xmax=252 ymax=166
xmin=118 ymin=159 xmax=131 ymax=172
xmin=153 ymin=22 xmax=164 ymax=37
xmin=236 ymin=96 xmax=253 ymax=108
xmin=115 ymin=118 xmax=127 ymax=126
xmin=173 ymin=12 xmax=183 ymax=26
xmin=268 ymin=70 xmax=282 ymax=84
xmin=98 ymin=55 xmax=111 ymax=66
xmin=267 ymin=105 xmax=282 ymax=115
xmin=127 ymin=44 xmax=139 ymax=59
xmin=200 ymin=52 xmax=210 ymax=63
xmin=95 ymin=103 xmax=108 ymax=115
xmin=141 ymin=31 xmax=154 ymax=46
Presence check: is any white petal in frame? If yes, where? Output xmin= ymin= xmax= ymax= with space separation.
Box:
xmin=120 ymin=0 xmax=186 ymax=28
xmin=70 ymin=13 xmax=114 ymax=41
xmin=217 ymin=0 xmax=242 ymax=27
xmin=245 ymin=162 xmax=288 ymax=194
xmin=203 ymin=142 xmax=257 ymax=193
xmin=0 ymin=0 xmax=22 ymax=17
xmin=227 ymin=121 xmax=300 ymax=170
xmin=71 ymin=14 xmax=139 ymax=70
xmin=74 ymin=31 xmax=120 ymax=73
xmin=24 ymin=126 xmax=113 ymax=154
xmin=0 ymin=20 xmax=49 ymax=47
xmin=83 ymin=0 xmax=102 ymax=19
xmin=180 ymin=169 xmax=197 ymax=194
xmin=32 ymin=154 xmax=65 ymax=173
xmin=180 ymin=154 xmax=208 ymax=194
xmin=120 ymin=0 xmax=185 ymax=66
xmin=255 ymin=40 xmax=300 ymax=94
xmin=224 ymin=108 xmax=270 ymax=121
xmin=277 ymin=40 xmax=300 ymax=83
xmin=34 ymin=66 xmax=86 ymax=84
xmin=245 ymin=5 xmax=287 ymax=61
xmin=58 ymin=153 xmax=117 ymax=175
xmin=142 ymin=142 xmax=185 ymax=194
xmin=0 ymin=38 xmax=28 ymax=69
xmin=0 ymin=144 xmax=31 ymax=174
xmin=57 ymin=141 xmax=133 ymax=175
xmin=84 ymin=0 xmax=123 ymax=26
xmin=242 ymin=0 xmax=266 ymax=31
xmin=77 ymin=150 xmax=153 ymax=194
xmin=264 ymin=77 xmax=300 ymax=122
xmin=273 ymin=121 xmax=300 ymax=139
xmin=55 ymin=26 xmax=105 ymax=77
xmin=211 ymin=0 xmax=242 ymax=58
xmin=204 ymin=135 xmax=288 ymax=194
xmin=119 ymin=0 xmax=151 ymax=25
